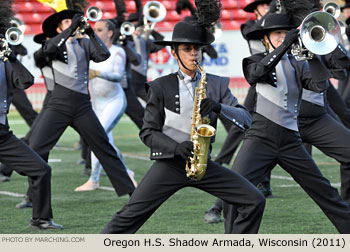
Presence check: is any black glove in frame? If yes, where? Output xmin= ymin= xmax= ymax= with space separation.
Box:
xmin=346 ymin=25 xmax=350 ymax=41
xmin=346 ymin=17 xmax=350 ymax=26
xmin=69 ymin=13 xmax=84 ymax=31
xmin=174 ymin=141 xmax=194 ymax=160
xmin=7 ymin=51 xmax=17 ymax=62
xmin=84 ymin=25 xmax=94 ymax=36
xmin=200 ymin=98 xmax=221 ymax=116
xmin=282 ymin=28 xmax=299 ymax=47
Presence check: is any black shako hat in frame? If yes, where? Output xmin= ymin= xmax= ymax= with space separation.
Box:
xmin=154 ymin=21 xmax=215 ymax=46
xmin=243 ymin=0 xmax=272 ymax=13
xmin=246 ymin=13 xmax=297 ymax=40
xmin=341 ymin=0 xmax=350 ymax=11
xmin=42 ymin=9 xmax=83 ymax=38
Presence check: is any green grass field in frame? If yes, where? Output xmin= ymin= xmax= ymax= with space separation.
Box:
xmin=0 ymin=112 xmax=341 ymax=234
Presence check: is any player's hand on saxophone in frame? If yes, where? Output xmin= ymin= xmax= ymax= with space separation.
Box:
xmin=200 ymin=98 xmax=221 ymax=116
xmin=175 ymin=141 xmax=194 ymax=160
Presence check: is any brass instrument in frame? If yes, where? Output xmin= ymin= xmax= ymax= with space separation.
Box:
xmin=120 ymin=21 xmax=135 ymax=36
xmin=141 ymin=1 xmax=167 ymax=39
xmin=291 ymin=11 xmax=341 ymax=60
xmin=323 ymin=2 xmax=340 ymax=19
xmin=76 ymin=6 xmax=102 ymax=34
xmin=0 ymin=27 xmax=24 ymax=61
xmin=185 ymin=62 xmax=216 ymax=181
xmin=10 ymin=17 xmax=25 ymax=33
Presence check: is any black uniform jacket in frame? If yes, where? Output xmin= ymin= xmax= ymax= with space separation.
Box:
xmin=140 ymin=72 xmax=252 ymax=160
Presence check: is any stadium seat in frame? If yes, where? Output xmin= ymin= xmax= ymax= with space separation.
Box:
xmin=222 ymin=0 xmax=239 ymax=9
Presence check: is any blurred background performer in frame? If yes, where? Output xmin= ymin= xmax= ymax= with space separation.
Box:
xmin=204 ymin=0 xmax=273 ymax=224
xmin=127 ymin=0 xmax=166 ymax=102
xmin=75 ymin=19 xmax=137 ymax=191
xmin=0 ymin=0 xmax=62 ymax=229
xmin=112 ymin=0 xmax=144 ymax=129
xmin=224 ymin=1 xmax=350 ymax=233
xmin=101 ymin=0 xmax=265 ymax=234
xmin=16 ymin=0 xmax=135 ymax=209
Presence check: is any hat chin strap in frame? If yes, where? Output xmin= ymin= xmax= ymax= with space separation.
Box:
xmin=174 ymin=45 xmax=192 ymax=72
xmin=267 ymin=34 xmax=277 ymax=50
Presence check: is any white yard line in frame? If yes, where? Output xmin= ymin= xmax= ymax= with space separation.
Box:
xmin=0 ymin=191 xmax=25 ymax=197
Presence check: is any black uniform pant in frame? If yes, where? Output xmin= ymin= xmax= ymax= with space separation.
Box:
xmin=28 ymin=85 xmax=135 ymax=196
xmin=101 ymin=158 xmax=265 ymax=234
xmin=327 ymin=84 xmax=350 ymax=129
xmin=224 ymin=113 xmax=350 ymax=234
xmin=131 ymin=70 xmax=148 ymax=102
xmin=11 ymin=89 xmax=38 ymax=127
xmin=299 ymin=113 xmax=350 ymax=203
xmin=0 ymin=92 xmax=52 ymax=178
xmin=123 ymin=84 xmax=144 ymax=129
xmin=0 ymin=133 xmax=52 ymax=219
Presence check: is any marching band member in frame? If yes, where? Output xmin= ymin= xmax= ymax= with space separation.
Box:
xmin=224 ymin=12 xmax=350 ymax=234
xmin=0 ymin=0 xmax=62 ymax=229
xmin=101 ymin=0 xmax=265 ymax=234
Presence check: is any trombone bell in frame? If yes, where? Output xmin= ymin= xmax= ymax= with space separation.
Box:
xmin=5 ymin=27 xmax=24 ymax=46
xmin=300 ymin=11 xmax=340 ymax=56
xmin=323 ymin=2 xmax=340 ymax=19
xmin=120 ymin=22 xmax=135 ymax=36
xmin=87 ymin=6 xmax=102 ymax=22
xmin=143 ymin=1 xmax=167 ymax=23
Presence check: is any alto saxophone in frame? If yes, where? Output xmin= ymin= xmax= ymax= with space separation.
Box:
xmin=185 ymin=62 xmax=216 ymax=181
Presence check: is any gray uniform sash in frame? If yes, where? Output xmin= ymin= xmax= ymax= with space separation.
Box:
xmin=52 ymin=39 xmax=89 ymax=94
xmin=131 ymin=36 xmax=148 ymax=76
xmin=41 ymin=66 xmax=55 ymax=92
xmin=162 ymin=71 xmax=200 ymax=143
xmin=301 ymin=88 xmax=324 ymax=107
xmin=256 ymin=54 xmax=300 ymax=131
xmin=0 ymin=62 xmax=8 ymax=124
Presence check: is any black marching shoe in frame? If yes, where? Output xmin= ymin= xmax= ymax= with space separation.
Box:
xmin=257 ymin=183 xmax=274 ymax=198
xmin=204 ymin=207 xmax=221 ymax=224
xmin=16 ymin=196 xmax=32 ymax=209
xmin=0 ymin=172 xmax=10 ymax=182
xmin=30 ymin=218 xmax=63 ymax=230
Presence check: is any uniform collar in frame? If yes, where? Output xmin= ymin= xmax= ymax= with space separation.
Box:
xmin=177 ymin=68 xmax=200 ymax=84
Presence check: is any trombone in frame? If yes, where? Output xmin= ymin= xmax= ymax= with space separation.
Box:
xmin=291 ymin=11 xmax=341 ymax=61
xmin=119 ymin=21 xmax=135 ymax=43
xmin=0 ymin=27 xmax=24 ymax=61
xmin=141 ymin=1 xmax=166 ymax=39
xmin=76 ymin=6 xmax=103 ymax=34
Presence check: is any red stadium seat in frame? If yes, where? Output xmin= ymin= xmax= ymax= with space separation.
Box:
xmin=125 ymin=1 xmax=137 ymax=12
xmin=103 ymin=1 xmax=116 ymax=12
xmin=221 ymin=20 xmax=241 ymax=30
xmin=166 ymin=10 xmax=180 ymax=21
xmin=13 ymin=2 xmax=35 ymax=13
xmin=222 ymin=0 xmax=239 ymax=9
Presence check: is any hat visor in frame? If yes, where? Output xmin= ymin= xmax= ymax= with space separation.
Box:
xmin=246 ymin=25 xmax=297 ymax=40
xmin=43 ymin=10 xmax=82 ymax=38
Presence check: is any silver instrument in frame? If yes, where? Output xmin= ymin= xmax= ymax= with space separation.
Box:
xmin=120 ymin=21 xmax=135 ymax=36
xmin=1 ymin=27 xmax=24 ymax=61
xmin=10 ymin=17 xmax=25 ymax=33
xmin=5 ymin=27 xmax=24 ymax=46
xmin=141 ymin=1 xmax=167 ymax=39
xmin=323 ymin=2 xmax=340 ymax=19
xmin=77 ymin=6 xmax=103 ymax=34
xmin=291 ymin=11 xmax=341 ymax=60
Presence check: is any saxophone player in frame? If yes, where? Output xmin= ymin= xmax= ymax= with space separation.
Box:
xmin=101 ymin=0 xmax=265 ymax=234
